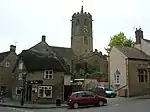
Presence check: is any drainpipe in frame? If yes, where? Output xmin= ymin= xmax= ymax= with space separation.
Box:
xmin=108 ymin=56 xmax=110 ymax=88
xmin=125 ymin=58 xmax=129 ymax=97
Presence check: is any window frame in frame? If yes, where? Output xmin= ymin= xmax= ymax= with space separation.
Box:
xmin=19 ymin=63 xmax=23 ymax=70
xmin=137 ymin=69 xmax=148 ymax=83
xmin=5 ymin=61 xmax=10 ymax=67
xmin=18 ymin=73 xmax=23 ymax=80
xmin=44 ymin=70 xmax=53 ymax=79
xmin=114 ymin=74 xmax=120 ymax=85
xmin=16 ymin=87 xmax=23 ymax=95
xmin=38 ymin=85 xmax=52 ymax=98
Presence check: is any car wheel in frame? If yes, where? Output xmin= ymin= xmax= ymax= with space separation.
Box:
xmin=98 ymin=101 xmax=104 ymax=106
xmin=73 ymin=103 xmax=79 ymax=109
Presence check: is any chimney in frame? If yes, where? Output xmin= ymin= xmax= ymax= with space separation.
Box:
xmin=42 ymin=35 xmax=46 ymax=42
xmin=135 ymin=28 xmax=143 ymax=44
xmin=10 ymin=45 xmax=16 ymax=52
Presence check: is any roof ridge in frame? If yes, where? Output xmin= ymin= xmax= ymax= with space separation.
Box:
xmin=50 ymin=46 xmax=71 ymax=49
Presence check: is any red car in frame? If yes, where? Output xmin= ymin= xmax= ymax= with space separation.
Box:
xmin=67 ymin=91 xmax=107 ymax=109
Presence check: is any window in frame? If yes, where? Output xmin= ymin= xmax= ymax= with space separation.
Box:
xmin=114 ymin=70 xmax=121 ymax=85
xmin=114 ymin=74 xmax=120 ymax=85
xmin=18 ymin=73 xmax=23 ymax=80
xmin=38 ymin=86 xmax=52 ymax=98
xmin=19 ymin=63 xmax=23 ymax=70
xmin=44 ymin=70 xmax=53 ymax=79
xmin=84 ymin=19 xmax=88 ymax=25
xmin=16 ymin=87 xmax=23 ymax=95
xmin=5 ymin=61 xmax=10 ymax=67
xmin=137 ymin=69 xmax=148 ymax=83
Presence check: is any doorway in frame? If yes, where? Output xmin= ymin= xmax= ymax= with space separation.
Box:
xmin=26 ymin=84 xmax=32 ymax=102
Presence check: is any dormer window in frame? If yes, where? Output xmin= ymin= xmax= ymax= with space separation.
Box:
xmin=44 ymin=70 xmax=53 ymax=79
xmin=19 ymin=63 xmax=23 ymax=70
xmin=5 ymin=61 xmax=10 ymax=67
xmin=114 ymin=70 xmax=121 ymax=85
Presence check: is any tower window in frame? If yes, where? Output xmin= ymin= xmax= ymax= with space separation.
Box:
xmin=84 ymin=36 xmax=88 ymax=45
xmin=84 ymin=19 xmax=88 ymax=25
xmin=76 ymin=19 xmax=80 ymax=25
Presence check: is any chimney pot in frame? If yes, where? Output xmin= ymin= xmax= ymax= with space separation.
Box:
xmin=135 ymin=28 xmax=143 ymax=44
xmin=42 ymin=35 xmax=46 ymax=42
xmin=10 ymin=45 xmax=16 ymax=52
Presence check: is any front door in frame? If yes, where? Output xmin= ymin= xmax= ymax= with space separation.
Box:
xmin=26 ymin=84 xmax=32 ymax=102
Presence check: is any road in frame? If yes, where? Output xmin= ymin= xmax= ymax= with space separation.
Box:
xmin=0 ymin=99 xmax=150 ymax=112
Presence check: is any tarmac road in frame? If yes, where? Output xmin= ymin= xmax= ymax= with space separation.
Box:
xmin=0 ymin=99 xmax=150 ymax=112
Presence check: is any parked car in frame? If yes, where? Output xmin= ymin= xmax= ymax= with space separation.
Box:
xmin=67 ymin=91 xmax=107 ymax=109
xmin=104 ymin=88 xmax=117 ymax=98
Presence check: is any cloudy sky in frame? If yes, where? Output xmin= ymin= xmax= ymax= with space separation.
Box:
xmin=0 ymin=0 xmax=150 ymax=54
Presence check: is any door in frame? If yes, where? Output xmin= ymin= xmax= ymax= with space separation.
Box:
xmin=75 ymin=92 xmax=87 ymax=106
xmin=26 ymin=84 xmax=32 ymax=102
xmin=64 ymin=85 xmax=73 ymax=101
xmin=85 ymin=91 xmax=97 ymax=105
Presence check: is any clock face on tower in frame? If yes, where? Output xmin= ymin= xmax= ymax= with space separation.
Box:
xmin=83 ymin=26 xmax=88 ymax=34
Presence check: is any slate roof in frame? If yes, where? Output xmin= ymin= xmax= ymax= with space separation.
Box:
xmin=0 ymin=51 xmax=10 ymax=62
xmin=117 ymin=46 xmax=150 ymax=60
xmin=17 ymin=50 xmax=67 ymax=72
xmin=143 ymin=38 xmax=150 ymax=43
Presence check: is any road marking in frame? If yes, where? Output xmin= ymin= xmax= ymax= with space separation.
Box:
xmin=112 ymin=104 xmax=119 ymax=106
xmin=11 ymin=108 xmax=34 ymax=112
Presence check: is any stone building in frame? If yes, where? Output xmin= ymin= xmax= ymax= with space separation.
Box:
xmin=109 ymin=28 xmax=150 ymax=97
xmin=0 ymin=45 xmax=18 ymax=96
xmin=71 ymin=6 xmax=108 ymax=80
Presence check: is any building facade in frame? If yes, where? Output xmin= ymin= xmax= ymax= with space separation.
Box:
xmin=12 ymin=49 xmax=70 ymax=104
xmin=109 ymin=28 xmax=150 ymax=97
xmin=0 ymin=45 xmax=18 ymax=96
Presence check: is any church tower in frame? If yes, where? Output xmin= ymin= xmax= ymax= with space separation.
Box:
xmin=71 ymin=6 xmax=93 ymax=57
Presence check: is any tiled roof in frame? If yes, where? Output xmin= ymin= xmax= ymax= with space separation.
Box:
xmin=117 ymin=46 xmax=150 ymax=60
xmin=0 ymin=51 xmax=10 ymax=62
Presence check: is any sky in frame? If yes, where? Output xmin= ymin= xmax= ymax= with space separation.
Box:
xmin=0 ymin=0 xmax=150 ymax=55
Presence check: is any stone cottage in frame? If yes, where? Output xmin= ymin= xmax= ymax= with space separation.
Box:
xmin=12 ymin=49 xmax=70 ymax=104
xmin=0 ymin=45 xmax=18 ymax=96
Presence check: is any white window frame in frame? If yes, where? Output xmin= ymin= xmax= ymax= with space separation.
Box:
xmin=38 ymin=86 xmax=52 ymax=98
xmin=5 ymin=61 xmax=10 ymax=67
xmin=19 ymin=63 xmax=23 ymax=70
xmin=16 ymin=87 xmax=23 ymax=95
xmin=18 ymin=73 xmax=23 ymax=80
xmin=114 ymin=74 xmax=120 ymax=85
xmin=44 ymin=70 xmax=53 ymax=79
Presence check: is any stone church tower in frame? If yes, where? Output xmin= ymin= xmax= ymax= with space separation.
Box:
xmin=71 ymin=6 xmax=93 ymax=57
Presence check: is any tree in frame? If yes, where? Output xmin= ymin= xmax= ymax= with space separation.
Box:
xmin=105 ymin=32 xmax=135 ymax=53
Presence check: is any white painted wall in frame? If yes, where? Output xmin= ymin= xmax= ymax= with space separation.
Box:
xmin=140 ymin=39 xmax=150 ymax=56
xmin=109 ymin=47 xmax=127 ymax=89
xmin=64 ymin=75 xmax=71 ymax=85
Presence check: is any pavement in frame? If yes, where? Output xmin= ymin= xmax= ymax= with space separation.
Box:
xmin=0 ymin=98 xmax=150 ymax=112
xmin=0 ymin=98 xmax=68 ymax=109
xmin=0 ymin=95 xmax=149 ymax=110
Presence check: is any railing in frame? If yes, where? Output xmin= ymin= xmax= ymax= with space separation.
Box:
xmin=115 ymin=84 xmax=128 ymax=92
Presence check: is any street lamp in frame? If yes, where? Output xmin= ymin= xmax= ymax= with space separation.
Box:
xmin=20 ymin=72 xmax=27 ymax=106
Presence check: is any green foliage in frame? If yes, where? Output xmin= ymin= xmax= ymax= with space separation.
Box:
xmin=105 ymin=32 xmax=135 ymax=53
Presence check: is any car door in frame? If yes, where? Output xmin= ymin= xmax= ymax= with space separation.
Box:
xmin=86 ymin=91 xmax=97 ymax=105
xmin=75 ymin=92 xmax=87 ymax=106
